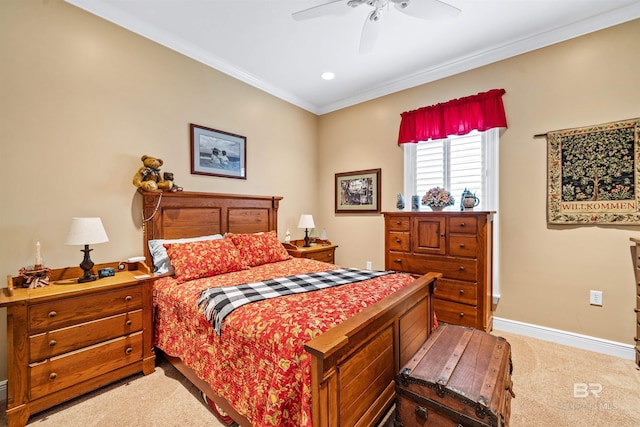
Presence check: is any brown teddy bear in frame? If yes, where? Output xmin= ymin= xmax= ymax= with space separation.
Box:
xmin=132 ymin=155 xmax=173 ymax=191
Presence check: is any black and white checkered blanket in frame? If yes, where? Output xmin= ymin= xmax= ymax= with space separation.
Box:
xmin=198 ymin=268 xmax=393 ymax=334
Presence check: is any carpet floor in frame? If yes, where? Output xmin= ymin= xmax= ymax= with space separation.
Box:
xmin=0 ymin=329 xmax=638 ymax=426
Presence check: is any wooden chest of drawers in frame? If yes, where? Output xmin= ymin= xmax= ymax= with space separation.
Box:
xmin=396 ymin=324 xmax=514 ymax=427
xmin=384 ymin=211 xmax=494 ymax=331
xmin=1 ymin=262 xmax=156 ymax=427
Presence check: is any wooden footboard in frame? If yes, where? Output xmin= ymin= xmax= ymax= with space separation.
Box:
xmin=304 ymin=272 xmax=439 ymax=427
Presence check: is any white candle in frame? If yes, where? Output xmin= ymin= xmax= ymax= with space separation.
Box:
xmin=35 ymin=241 xmax=41 ymax=266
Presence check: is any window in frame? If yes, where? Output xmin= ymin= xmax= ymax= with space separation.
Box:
xmin=403 ymin=128 xmax=500 ymax=297
xmin=403 ymin=128 xmax=498 ymax=210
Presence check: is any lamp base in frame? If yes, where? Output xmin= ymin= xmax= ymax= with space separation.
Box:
xmin=78 ymin=273 xmax=97 ymax=283
xmin=303 ymin=228 xmax=311 ymax=247
xmin=78 ymin=244 xmax=97 ymax=283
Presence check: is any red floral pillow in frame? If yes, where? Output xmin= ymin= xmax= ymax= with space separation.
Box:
xmin=164 ymin=238 xmax=247 ymax=283
xmin=227 ymin=231 xmax=291 ymax=267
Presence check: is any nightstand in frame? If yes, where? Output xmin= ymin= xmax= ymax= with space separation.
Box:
xmin=1 ymin=261 xmax=156 ymax=427
xmin=284 ymin=239 xmax=338 ymax=264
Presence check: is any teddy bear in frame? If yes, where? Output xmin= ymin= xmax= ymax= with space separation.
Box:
xmin=132 ymin=155 xmax=173 ymax=191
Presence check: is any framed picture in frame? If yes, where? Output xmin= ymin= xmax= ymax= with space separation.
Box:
xmin=190 ymin=123 xmax=246 ymax=179
xmin=547 ymin=117 xmax=640 ymax=224
xmin=335 ymin=168 xmax=381 ymax=213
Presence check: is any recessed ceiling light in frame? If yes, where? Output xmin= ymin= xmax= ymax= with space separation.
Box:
xmin=321 ymin=72 xmax=335 ymax=81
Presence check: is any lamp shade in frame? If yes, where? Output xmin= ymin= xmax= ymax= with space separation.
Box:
xmin=297 ymin=214 xmax=315 ymax=229
xmin=65 ymin=217 xmax=109 ymax=246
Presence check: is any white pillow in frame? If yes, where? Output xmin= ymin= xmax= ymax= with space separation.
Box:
xmin=148 ymin=234 xmax=223 ymax=274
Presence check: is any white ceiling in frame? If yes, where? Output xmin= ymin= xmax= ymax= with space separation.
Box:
xmin=66 ymin=0 xmax=640 ymax=114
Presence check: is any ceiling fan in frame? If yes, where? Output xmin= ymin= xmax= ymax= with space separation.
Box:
xmin=292 ymin=0 xmax=462 ymax=53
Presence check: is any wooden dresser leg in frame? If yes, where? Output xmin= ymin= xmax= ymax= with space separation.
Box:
xmin=7 ymin=404 xmax=30 ymax=427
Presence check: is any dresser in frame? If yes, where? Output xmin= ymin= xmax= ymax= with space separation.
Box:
xmin=629 ymin=237 xmax=640 ymax=367
xmin=1 ymin=261 xmax=156 ymax=427
xmin=384 ymin=211 xmax=494 ymax=331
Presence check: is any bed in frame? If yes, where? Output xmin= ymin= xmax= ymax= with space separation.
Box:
xmin=139 ymin=189 xmax=438 ymax=427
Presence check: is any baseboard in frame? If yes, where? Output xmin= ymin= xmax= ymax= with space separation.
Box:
xmin=0 ymin=379 xmax=6 ymax=402
xmin=493 ymin=317 xmax=636 ymax=360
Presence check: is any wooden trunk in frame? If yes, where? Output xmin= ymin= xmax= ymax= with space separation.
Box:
xmin=395 ymin=324 xmax=514 ymax=427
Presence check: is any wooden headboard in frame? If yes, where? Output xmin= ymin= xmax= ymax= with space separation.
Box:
xmin=139 ymin=189 xmax=282 ymax=265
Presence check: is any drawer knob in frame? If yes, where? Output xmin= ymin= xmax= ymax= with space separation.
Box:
xmin=459 ymin=266 xmax=465 ymax=271
xmin=49 ymin=373 xmax=57 ymax=381
xmin=125 ymin=295 xmax=133 ymax=302
xmin=125 ymin=347 xmax=133 ymax=355
xmin=459 ymin=312 xmax=465 ymax=317
xmin=48 ymin=311 xmax=57 ymax=318
xmin=395 ymin=238 xmax=401 ymax=243
xmin=415 ymin=406 xmax=428 ymax=420
xmin=396 ymin=221 xmax=401 ymax=225
xmin=460 ymin=222 xmax=466 ymax=227
xmin=49 ymin=340 xmax=57 ymax=347
xmin=459 ymin=243 xmax=465 ymax=248
xmin=126 ymin=320 xmax=132 ymax=326
xmin=393 ymin=259 xmax=402 ymax=264
xmin=634 ymin=308 xmax=639 ymax=313
xmin=459 ymin=289 xmax=465 ymax=294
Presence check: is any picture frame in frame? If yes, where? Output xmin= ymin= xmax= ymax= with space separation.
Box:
xmin=190 ymin=123 xmax=246 ymax=179
xmin=547 ymin=117 xmax=640 ymax=224
xmin=335 ymin=168 xmax=381 ymax=214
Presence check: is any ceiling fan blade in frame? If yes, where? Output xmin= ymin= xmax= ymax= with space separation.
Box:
xmin=292 ymin=0 xmax=349 ymax=21
xmin=392 ymin=0 xmax=461 ymax=20
xmin=359 ymin=10 xmax=382 ymax=54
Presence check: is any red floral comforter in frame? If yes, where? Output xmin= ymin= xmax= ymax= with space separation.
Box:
xmin=153 ymin=258 xmax=415 ymax=426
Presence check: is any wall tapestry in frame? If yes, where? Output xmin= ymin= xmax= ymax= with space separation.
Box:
xmin=547 ymin=117 xmax=640 ymax=224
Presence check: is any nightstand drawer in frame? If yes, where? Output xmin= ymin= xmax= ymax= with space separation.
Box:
xmin=29 ymin=285 xmax=143 ymax=333
xmin=310 ymin=249 xmax=334 ymax=263
xmin=29 ymin=331 xmax=143 ymax=400
xmin=30 ymin=309 xmax=143 ymax=361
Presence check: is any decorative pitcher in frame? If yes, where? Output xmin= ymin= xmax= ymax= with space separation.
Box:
xmin=461 ymin=188 xmax=480 ymax=210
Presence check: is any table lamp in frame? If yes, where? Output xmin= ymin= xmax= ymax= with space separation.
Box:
xmin=297 ymin=214 xmax=315 ymax=247
xmin=65 ymin=217 xmax=109 ymax=283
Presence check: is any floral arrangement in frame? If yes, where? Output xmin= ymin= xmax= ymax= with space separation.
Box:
xmin=422 ymin=187 xmax=455 ymax=207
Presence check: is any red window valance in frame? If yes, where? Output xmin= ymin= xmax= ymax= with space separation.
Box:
xmin=398 ymin=88 xmax=507 ymax=144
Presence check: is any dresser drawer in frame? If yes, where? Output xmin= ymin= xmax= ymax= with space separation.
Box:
xmin=30 ymin=310 xmax=143 ymax=361
xmin=29 ymin=285 xmax=143 ymax=333
xmin=433 ymin=279 xmax=478 ymax=305
xmin=433 ymin=299 xmax=478 ymax=328
xmin=449 ymin=216 xmax=478 ymax=234
xmin=388 ymin=232 xmax=410 ymax=252
xmin=387 ymin=253 xmax=477 ymax=281
xmin=29 ymin=331 xmax=143 ymax=400
xmin=448 ymin=234 xmax=479 ymax=257
xmin=387 ymin=216 xmax=410 ymax=232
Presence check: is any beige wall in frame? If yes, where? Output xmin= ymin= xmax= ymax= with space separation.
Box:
xmin=1 ymin=0 xmax=638 ymax=386
xmin=317 ymin=20 xmax=640 ymax=346
xmin=0 ymin=0 xmax=318 ymax=381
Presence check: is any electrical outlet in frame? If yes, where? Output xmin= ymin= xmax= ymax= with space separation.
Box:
xmin=366 ymin=261 xmax=372 ymax=270
xmin=589 ymin=290 xmax=603 ymax=306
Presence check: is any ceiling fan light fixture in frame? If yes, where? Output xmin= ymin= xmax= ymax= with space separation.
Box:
xmin=321 ymin=72 xmax=335 ymax=80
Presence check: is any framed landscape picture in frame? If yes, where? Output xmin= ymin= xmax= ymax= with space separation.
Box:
xmin=335 ymin=168 xmax=381 ymax=214
xmin=190 ymin=123 xmax=246 ymax=179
